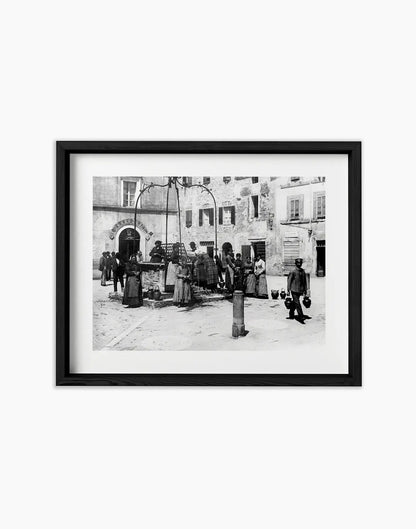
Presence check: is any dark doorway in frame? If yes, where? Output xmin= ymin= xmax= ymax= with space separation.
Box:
xmin=222 ymin=241 xmax=233 ymax=254
xmin=119 ymin=228 xmax=140 ymax=262
xmin=251 ymin=241 xmax=266 ymax=261
xmin=241 ymin=244 xmax=251 ymax=262
xmin=316 ymin=240 xmax=325 ymax=277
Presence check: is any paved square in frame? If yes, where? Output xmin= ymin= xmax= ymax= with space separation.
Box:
xmin=93 ymin=276 xmax=325 ymax=351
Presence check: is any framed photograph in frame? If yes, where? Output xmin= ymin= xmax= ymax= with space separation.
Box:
xmin=56 ymin=141 xmax=361 ymax=386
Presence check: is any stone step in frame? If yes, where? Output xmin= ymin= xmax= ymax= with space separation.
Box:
xmin=108 ymin=290 xmax=231 ymax=308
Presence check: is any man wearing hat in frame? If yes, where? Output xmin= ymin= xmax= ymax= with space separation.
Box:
xmin=149 ymin=240 xmax=166 ymax=263
xmin=287 ymin=258 xmax=309 ymax=324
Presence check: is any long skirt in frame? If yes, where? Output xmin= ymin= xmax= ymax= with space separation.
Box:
xmin=245 ymin=273 xmax=256 ymax=295
xmin=165 ymin=262 xmax=179 ymax=293
xmin=173 ymin=278 xmax=192 ymax=304
xmin=196 ymin=263 xmax=207 ymax=287
xmin=256 ymin=273 xmax=268 ymax=298
xmin=122 ymin=276 xmax=143 ymax=307
xmin=225 ymin=266 xmax=234 ymax=292
xmin=100 ymin=269 xmax=107 ymax=286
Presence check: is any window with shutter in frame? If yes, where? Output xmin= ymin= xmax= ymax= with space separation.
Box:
xmin=199 ymin=208 xmax=213 ymax=226
xmin=122 ymin=181 xmax=137 ymax=207
xmin=185 ymin=210 xmax=192 ymax=228
xmin=251 ymin=195 xmax=259 ymax=218
xmin=313 ymin=191 xmax=326 ymax=219
xmin=223 ymin=207 xmax=231 ymax=225
xmin=208 ymin=208 xmax=214 ymax=226
xmin=219 ymin=207 xmax=223 ymax=225
xmin=287 ymin=195 xmax=303 ymax=221
xmin=203 ymin=177 xmax=210 ymax=185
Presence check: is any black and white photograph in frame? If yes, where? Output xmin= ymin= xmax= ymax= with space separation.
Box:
xmin=7 ymin=0 xmax=416 ymax=528
xmin=93 ymin=175 xmax=326 ymax=353
xmin=63 ymin=148 xmax=352 ymax=378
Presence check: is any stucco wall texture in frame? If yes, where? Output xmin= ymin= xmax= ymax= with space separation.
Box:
xmin=93 ymin=176 xmax=325 ymax=278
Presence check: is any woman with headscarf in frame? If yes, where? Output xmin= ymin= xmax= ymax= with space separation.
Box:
xmin=254 ymin=254 xmax=268 ymax=299
xmin=122 ymin=255 xmax=143 ymax=308
xmin=243 ymin=256 xmax=256 ymax=296
xmin=173 ymin=256 xmax=192 ymax=306
xmin=202 ymin=253 xmax=218 ymax=291
xmin=195 ymin=253 xmax=207 ymax=288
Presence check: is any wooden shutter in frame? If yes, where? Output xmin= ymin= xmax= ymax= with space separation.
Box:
xmin=199 ymin=209 xmax=203 ymax=226
xmin=219 ymin=207 xmax=223 ymax=225
xmin=283 ymin=237 xmax=300 ymax=274
xmin=241 ymin=245 xmax=251 ymax=261
xmin=252 ymin=196 xmax=259 ymax=218
xmin=313 ymin=192 xmax=325 ymax=219
xmin=186 ymin=210 xmax=192 ymax=228
xmin=208 ymin=208 xmax=214 ymax=226
xmin=287 ymin=195 xmax=303 ymax=220
xmin=230 ymin=206 xmax=235 ymax=225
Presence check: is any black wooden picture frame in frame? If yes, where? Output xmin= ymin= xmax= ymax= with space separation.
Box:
xmin=56 ymin=141 xmax=361 ymax=386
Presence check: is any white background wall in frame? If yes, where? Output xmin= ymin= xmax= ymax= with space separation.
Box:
xmin=1 ymin=1 xmax=415 ymax=528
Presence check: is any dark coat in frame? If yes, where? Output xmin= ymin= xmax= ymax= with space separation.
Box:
xmin=287 ymin=266 xmax=307 ymax=294
xmin=149 ymin=245 xmax=166 ymax=263
xmin=99 ymin=256 xmax=107 ymax=271
xmin=111 ymin=256 xmax=125 ymax=273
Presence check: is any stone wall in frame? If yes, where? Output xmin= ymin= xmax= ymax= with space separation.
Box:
xmin=274 ymin=178 xmax=326 ymax=276
xmin=180 ymin=177 xmax=281 ymax=275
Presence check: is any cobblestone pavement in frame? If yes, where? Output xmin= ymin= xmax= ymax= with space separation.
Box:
xmin=93 ymin=276 xmax=325 ymax=351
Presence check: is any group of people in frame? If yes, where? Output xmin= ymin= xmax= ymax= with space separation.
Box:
xmin=221 ymin=251 xmax=268 ymax=298
xmin=99 ymin=251 xmax=127 ymax=290
xmin=98 ymin=241 xmax=305 ymax=313
xmin=98 ymin=250 xmax=143 ymax=308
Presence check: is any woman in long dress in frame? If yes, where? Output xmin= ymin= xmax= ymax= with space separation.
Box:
xmin=244 ymin=257 xmax=256 ymax=296
xmin=254 ymin=255 xmax=268 ymax=299
xmin=195 ymin=254 xmax=207 ymax=288
xmin=224 ymin=251 xmax=235 ymax=293
xmin=203 ymin=253 xmax=218 ymax=291
xmin=173 ymin=257 xmax=192 ymax=306
xmin=122 ymin=256 xmax=143 ymax=308
xmin=165 ymin=243 xmax=180 ymax=293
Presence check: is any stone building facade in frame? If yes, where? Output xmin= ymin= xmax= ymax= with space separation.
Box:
xmin=93 ymin=176 xmax=177 ymax=277
xmin=274 ymin=176 xmax=326 ymax=276
xmin=93 ymin=175 xmax=325 ymax=278
xmin=179 ymin=176 xmax=279 ymax=271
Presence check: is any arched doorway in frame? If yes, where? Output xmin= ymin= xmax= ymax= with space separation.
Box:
xmin=118 ymin=228 xmax=140 ymax=262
